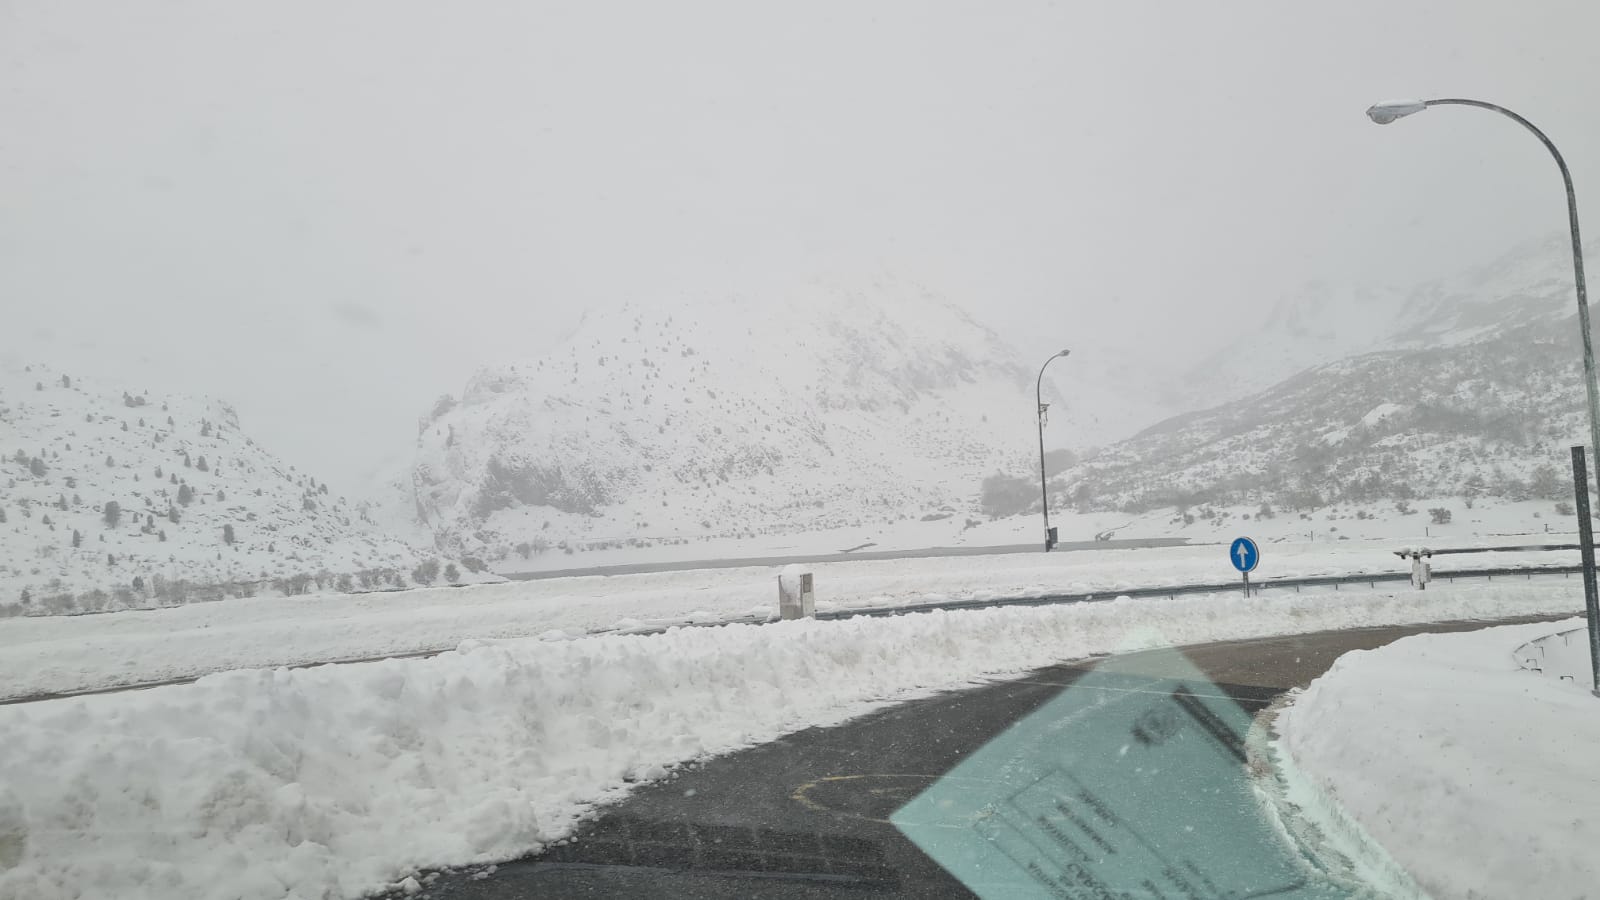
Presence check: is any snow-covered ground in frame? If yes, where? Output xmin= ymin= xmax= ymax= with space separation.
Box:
xmin=0 ymin=539 xmax=1585 ymax=701
xmin=502 ymin=499 xmax=1583 ymax=574
xmin=1275 ymin=618 xmax=1600 ymax=899
xmin=0 ymin=582 xmax=1580 ymax=900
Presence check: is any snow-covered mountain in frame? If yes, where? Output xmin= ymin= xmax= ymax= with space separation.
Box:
xmin=1063 ymin=318 xmax=1582 ymax=517
xmin=1047 ymin=329 xmax=1189 ymax=452
xmin=1 ymin=363 xmax=475 ymax=615
xmin=1183 ymin=233 xmax=1594 ymax=407
xmin=1181 ymin=281 xmax=1409 ymax=407
xmin=402 ymin=281 xmax=1055 ymax=562
xmin=1045 ymin=235 xmax=1600 ymax=518
xmin=1034 ymin=235 xmax=1591 ymax=453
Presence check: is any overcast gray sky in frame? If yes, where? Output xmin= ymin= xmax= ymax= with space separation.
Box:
xmin=4 ymin=1 xmax=1599 ymax=489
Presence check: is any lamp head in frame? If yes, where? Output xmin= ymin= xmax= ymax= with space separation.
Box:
xmin=1366 ymin=99 xmax=1428 ymax=125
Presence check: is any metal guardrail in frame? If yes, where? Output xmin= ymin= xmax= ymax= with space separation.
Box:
xmin=1422 ymin=544 xmax=1593 ymax=556
xmin=815 ymin=564 xmax=1585 ymax=621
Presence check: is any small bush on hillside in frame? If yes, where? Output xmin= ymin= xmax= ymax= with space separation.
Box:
xmin=979 ymin=473 xmax=1037 ymax=519
xmin=412 ymin=559 xmax=441 ymax=585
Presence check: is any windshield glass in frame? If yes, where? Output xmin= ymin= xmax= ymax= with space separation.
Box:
xmin=3 ymin=3 xmax=1599 ymax=899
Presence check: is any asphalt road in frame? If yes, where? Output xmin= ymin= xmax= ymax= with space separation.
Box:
xmin=391 ymin=614 xmax=1562 ymax=900
xmin=500 ymin=537 xmax=1191 ymax=581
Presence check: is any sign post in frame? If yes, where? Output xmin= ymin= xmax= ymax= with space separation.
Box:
xmin=1392 ymin=548 xmax=1434 ymax=590
xmin=1229 ymin=537 xmax=1259 ymax=597
xmin=1569 ymin=447 xmax=1600 ymax=695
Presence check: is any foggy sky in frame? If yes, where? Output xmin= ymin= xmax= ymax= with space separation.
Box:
xmin=4 ymin=1 xmax=1599 ymax=491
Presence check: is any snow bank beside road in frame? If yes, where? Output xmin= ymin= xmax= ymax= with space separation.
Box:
xmin=0 ymin=539 xmax=1580 ymax=700
xmin=0 ymin=583 xmax=1580 ymax=900
xmin=1276 ymin=617 xmax=1600 ymax=899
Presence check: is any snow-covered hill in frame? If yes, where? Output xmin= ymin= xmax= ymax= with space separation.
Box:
xmin=402 ymin=282 xmax=1055 ymax=563
xmin=1183 ymin=233 xmax=1596 ymax=408
xmin=960 ymin=235 xmax=1600 ymax=531
xmin=1 ymin=363 xmax=478 ymax=615
xmin=1182 ymin=281 xmax=1409 ymax=407
xmin=1064 ymin=315 xmax=1584 ymax=517
xmin=1049 ymin=328 xmax=1189 ymax=452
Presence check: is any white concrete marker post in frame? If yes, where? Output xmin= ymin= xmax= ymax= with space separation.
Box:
xmin=778 ymin=564 xmax=815 ymax=620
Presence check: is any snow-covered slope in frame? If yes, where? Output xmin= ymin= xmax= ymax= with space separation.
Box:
xmin=1065 ymin=317 xmax=1584 ymax=515
xmin=403 ymin=282 xmax=1050 ymax=562
xmin=1184 ymin=233 xmax=1595 ymax=408
xmin=1051 ymin=328 xmax=1189 ymax=452
xmin=1014 ymin=235 xmax=1600 ymax=521
xmin=0 ymin=363 xmax=475 ymax=615
xmin=1184 ymin=281 xmax=1409 ymax=406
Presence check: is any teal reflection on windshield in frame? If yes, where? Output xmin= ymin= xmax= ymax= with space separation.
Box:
xmin=890 ymin=651 xmax=1354 ymax=899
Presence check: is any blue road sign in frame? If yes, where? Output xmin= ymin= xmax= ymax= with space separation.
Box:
xmin=1230 ymin=537 xmax=1260 ymax=573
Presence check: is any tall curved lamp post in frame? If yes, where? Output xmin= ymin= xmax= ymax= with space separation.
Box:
xmin=1368 ymin=97 xmax=1600 ymax=692
xmin=1036 ymin=349 xmax=1071 ymax=551
xmin=1365 ymin=98 xmax=1600 ymax=488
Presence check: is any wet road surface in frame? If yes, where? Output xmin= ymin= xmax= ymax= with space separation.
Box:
xmin=500 ymin=538 xmax=1192 ymax=581
xmin=391 ymin=615 xmax=1559 ymax=899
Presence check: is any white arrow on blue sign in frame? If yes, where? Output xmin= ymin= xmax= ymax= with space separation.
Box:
xmin=1229 ymin=537 xmax=1260 ymax=573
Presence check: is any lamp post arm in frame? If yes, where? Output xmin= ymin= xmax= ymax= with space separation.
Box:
xmin=1424 ymin=98 xmax=1599 ymax=471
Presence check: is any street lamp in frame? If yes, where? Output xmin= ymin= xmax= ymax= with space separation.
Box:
xmin=1036 ymin=349 xmax=1070 ymax=551
xmin=1365 ymin=97 xmax=1600 ymax=477
xmin=1369 ymin=96 xmax=1600 ymax=693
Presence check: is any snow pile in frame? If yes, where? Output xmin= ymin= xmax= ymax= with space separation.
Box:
xmin=1276 ymin=618 xmax=1600 ymax=899
xmin=0 ymin=540 xmax=1583 ymax=701
xmin=0 ymin=583 xmax=1580 ymax=900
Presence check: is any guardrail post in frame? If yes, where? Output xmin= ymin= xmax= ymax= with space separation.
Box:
xmin=1568 ymin=446 xmax=1600 ymax=695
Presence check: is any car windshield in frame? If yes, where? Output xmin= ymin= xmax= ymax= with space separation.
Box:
xmin=4 ymin=3 xmax=1600 ymax=899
